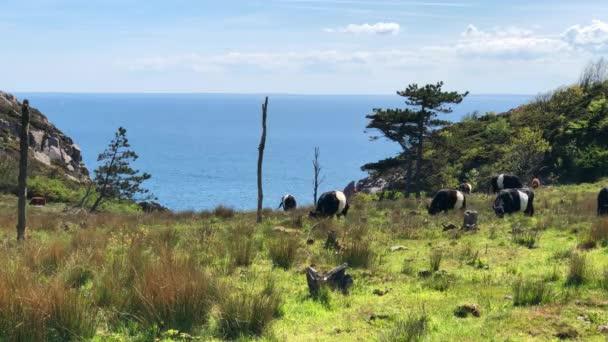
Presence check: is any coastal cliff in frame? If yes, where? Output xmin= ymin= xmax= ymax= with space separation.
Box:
xmin=0 ymin=91 xmax=89 ymax=182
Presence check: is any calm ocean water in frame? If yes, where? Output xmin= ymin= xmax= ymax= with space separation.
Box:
xmin=16 ymin=93 xmax=532 ymax=211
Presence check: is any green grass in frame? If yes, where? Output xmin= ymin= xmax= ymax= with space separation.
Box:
xmin=0 ymin=182 xmax=607 ymax=340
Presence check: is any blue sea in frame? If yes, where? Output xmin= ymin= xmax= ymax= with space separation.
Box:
xmin=16 ymin=93 xmax=532 ymax=211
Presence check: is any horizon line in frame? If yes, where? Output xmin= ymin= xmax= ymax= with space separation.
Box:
xmin=10 ymin=90 xmax=537 ymax=97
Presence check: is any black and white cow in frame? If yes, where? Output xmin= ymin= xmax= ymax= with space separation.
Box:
xmin=491 ymin=174 xmax=523 ymax=193
xmin=458 ymin=183 xmax=473 ymax=194
xmin=278 ymin=194 xmax=297 ymax=211
xmin=309 ymin=191 xmax=349 ymax=218
xmin=598 ymin=187 xmax=608 ymax=216
xmin=427 ymin=189 xmax=466 ymax=215
xmin=493 ymin=188 xmax=534 ymax=217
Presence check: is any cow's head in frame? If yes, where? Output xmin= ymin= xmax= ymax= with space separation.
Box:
xmin=493 ymin=198 xmax=505 ymax=218
xmin=427 ymin=201 xmax=439 ymax=216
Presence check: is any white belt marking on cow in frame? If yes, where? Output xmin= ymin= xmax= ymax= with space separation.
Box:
xmin=336 ymin=191 xmax=347 ymax=213
xmin=455 ymin=191 xmax=465 ymax=209
xmin=497 ymin=174 xmax=504 ymax=189
xmin=517 ymin=190 xmax=529 ymax=212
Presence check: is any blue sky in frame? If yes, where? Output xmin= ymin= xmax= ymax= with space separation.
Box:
xmin=2 ymin=0 xmax=608 ymax=94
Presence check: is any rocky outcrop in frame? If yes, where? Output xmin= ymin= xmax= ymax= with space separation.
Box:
xmin=0 ymin=91 xmax=89 ymax=180
xmin=354 ymin=167 xmax=405 ymax=194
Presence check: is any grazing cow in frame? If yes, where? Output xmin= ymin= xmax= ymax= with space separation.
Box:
xmin=598 ymin=187 xmax=608 ymax=216
xmin=427 ymin=189 xmax=466 ymax=215
xmin=493 ymin=188 xmax=534 ymax=218
xmin=278 ymin=194 xmax=297 ymax=211
xmin=458 ymin=183 xmax=473 ymax=194
xmin=309 ymin=191 xmax=349 ymax=218
xmin=491 ymin=174 xmax=523 ymax=193
xmin=531 ymin=178 xmax=541 ymax=189
xmin=29 ymin=196 xmax=46 ymax=206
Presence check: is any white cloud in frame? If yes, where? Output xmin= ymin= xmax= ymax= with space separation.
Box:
xmin=456 ymin=24 xmax=569 ymax=58
xmin=562 ymin=19 xmax=608 ymax=52
xmin=324 ymin=22 xmax=400 ymax=35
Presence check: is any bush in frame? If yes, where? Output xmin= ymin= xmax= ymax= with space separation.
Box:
xmin=27 ymin=175 xmax=79 ymax=202
xmin=216 ymin=278 xmax=282 ymax=339
xmin=0 ymin=154 xmax=18 ymax=193
xmin=267 ymin=236 xmax=299 ymax=269
xmin=424 ymin=271 xmax=452 ymax=292
xmin=566 ymin=253 xmax=588 ymax=286
xmin=512 ymin=277 xmax=550 ymax=306
xmin=131 ymin=256 xmax=215 ymax=332
xmin=213 ymin=205 xmax=235 ymax=219
xmin=379 ymin=311 xmax=430 ymax=342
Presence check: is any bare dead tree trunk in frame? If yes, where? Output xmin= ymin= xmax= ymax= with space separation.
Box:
xmin=312 ymin=147 xmax=324 ymax=206
xmin=17 ymin=100 xmax=30 ymax=241
xmin=257 ymin=97 xmax=268 ymax=224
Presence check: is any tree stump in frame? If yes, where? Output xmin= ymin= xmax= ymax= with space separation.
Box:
xmin=306 ymin=263 xmax=353 ymax=295
xmin=463 ymin=210 xmax=478 ymax=230
xmin=324 ymin=230 xmax=340 ymax=250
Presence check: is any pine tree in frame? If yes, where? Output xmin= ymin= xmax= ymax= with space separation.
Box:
xmin=398 ymin=82 xmax=468 ymax=197
xmin=90 ymin=127 xmax=151 ymax=212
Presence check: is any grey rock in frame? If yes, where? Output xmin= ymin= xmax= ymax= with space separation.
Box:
xmin=390 ymin=246 xmax=408 ymax=252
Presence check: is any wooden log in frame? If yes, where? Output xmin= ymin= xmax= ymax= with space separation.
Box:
xmin=306 ymin=263 xmax=353 ymax=295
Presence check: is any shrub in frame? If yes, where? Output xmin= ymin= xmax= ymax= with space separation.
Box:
xmin=27 ymin=175 xmax=79 ymax=202
xmin=267 ymin=236 xmax=299 ymax=269
xmin=216 ymin=278 xmax=282 ymax=339
xmin=566 ymin=253 xmax=588 ymax=286
xmin=0 ymin=154 xmax=18 ymax=193
xmin=65 ymin=265 xmax=94 ymax=289
xmin=131 ymin=256 xmax=215 ymax=333
xmin=379 ymin=311 xmax=430 ymax=342
xmin=512 ymin=277 xmax=550 ymax=306
xmin=429 ymin=249 xmax=443 ymax=272
xmin=213 ymin=205 xmax=235 ymax=219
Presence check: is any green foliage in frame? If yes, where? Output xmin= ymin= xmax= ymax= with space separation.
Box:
xmin=497 ymin=127 xmax=550 ymax=179
xmin=366 ymin=65 xmax=608 ymax=192
xmin=0 ymin=154 xmax=18 ymax=193
xmin=27 ymin=175 xmax=79 ymax=202
xmin=91 ymin=127 xmax=152 ymax=212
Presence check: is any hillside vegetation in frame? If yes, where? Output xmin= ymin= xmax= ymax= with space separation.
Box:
xmin=0 ymin=182 xmax=607 ymax=341
xmin=363 ymin=65 xmax=608 ymax=193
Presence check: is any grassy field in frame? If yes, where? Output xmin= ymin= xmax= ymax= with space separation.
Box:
xmin=0 ymin=183 xmax=607 ymax=341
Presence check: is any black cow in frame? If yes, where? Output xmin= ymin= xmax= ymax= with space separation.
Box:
xmin=598 ymin=187 xmax=608 ymax=216
xmin=458 ymin=183 xmax=473 ymax=194
xmin=309 ymin=191 xmax=349 ymax=218
xmin=493 ymin=188 xmax=534 ymax=217
xmin=427 ymin=189 xmax=466 ymax=215
xmin=491 ymin=174 xmax=523 ymax=193
xmin=278 ymin=194 xmax=297 ymax=211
